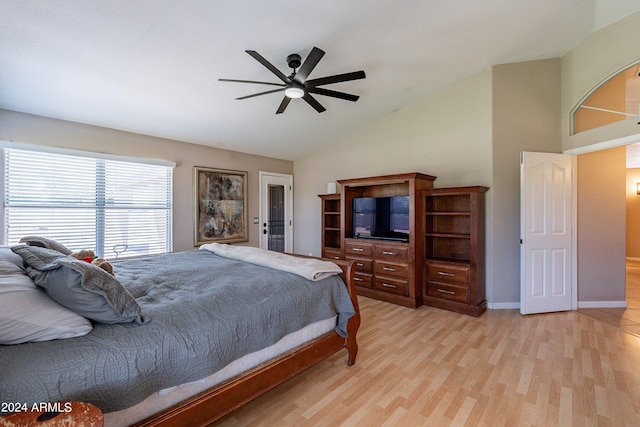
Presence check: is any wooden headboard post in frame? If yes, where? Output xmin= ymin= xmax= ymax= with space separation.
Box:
xmin=332 ymin=258 xmax=360 ymax=365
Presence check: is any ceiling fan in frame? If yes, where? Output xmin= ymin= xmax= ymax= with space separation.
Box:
xmin=219 ymin=47 xmax=366 ymax=114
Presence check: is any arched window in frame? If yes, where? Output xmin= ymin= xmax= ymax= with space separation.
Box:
xmin=572 ymin=62 xmax=640 ymax=134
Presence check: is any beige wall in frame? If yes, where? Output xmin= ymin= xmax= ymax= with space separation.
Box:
xmin=626 ymin=168 xmax=640 ymax=259
xmin=491 ymin=58 xmax=562 ymax=305
xmin=294 ymin=71 xmax=495 ymax=292
xmin=294 ymin=59 xmax=563 ymax=307
xmin=0 ymin=109 xmax=293 ymax=252
xmin=577 ymin=147 xmax=626 ymax=301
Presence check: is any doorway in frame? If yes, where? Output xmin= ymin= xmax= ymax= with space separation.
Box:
xmin=624 ymin=146 xmax=640 ymax=328
xmin=564 ymin=62 xmax=640 ymax=318
xmin=576 ymin=145 xmax=640 ymax=335
xmin=259 ymin=172 xmax=293 ymax=252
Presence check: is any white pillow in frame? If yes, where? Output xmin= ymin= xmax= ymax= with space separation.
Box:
xmin=0 ymin=245 xmax=25 ymax=271
xmin=0 ymin=258 xmax=93 ymax=345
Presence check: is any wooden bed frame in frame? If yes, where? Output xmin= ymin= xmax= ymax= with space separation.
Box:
xmin=132 ymin=259 xmax=360 ymax=427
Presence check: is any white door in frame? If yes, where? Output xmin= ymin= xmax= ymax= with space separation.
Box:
xmin=259 ymin=172 xmax=293 ymax=252
xmin=520 ymin=151 xmax=575 ymax=314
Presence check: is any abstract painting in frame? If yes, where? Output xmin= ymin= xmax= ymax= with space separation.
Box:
xmin=194 ymin=167 xmax=248 ymax=244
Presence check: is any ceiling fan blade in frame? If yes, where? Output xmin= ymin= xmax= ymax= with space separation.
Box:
xmin=308 ymin=87 xmax=359 ymax=102
xmin=293 ymin=47 xmax=325 ymax=85
xmin=236 ymin=87 xmax=285 ymax=100
xmin=245 ymin=50 xmax=290 ymax=83
xmin=275 ymin=97 xmax=291 ymax=114
xmin=302 ymin=93 xmax=326 ymax=113
xmin=306 ymin=70 xmax=366 ymax=87
xmin=219 ymin=78 xmax=285 ymax=87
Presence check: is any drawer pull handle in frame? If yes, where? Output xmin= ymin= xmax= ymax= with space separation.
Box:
xmin=382 ymin=283 xmax=397 ymax=288
xmin=356 ymin=263 xmax=364 ymax=267
xmin=382 ymin=267 xmax=396 ymax=271
xmin=437 ymin=289 xmax=455 ymax=295
xmin=354 ymin=277 xmax=363 ymax=282
xmin=437 ymin=272 xmax=455 ymax=277
xmin=382 ymin=251 xmax=396 ymax=255
xmin=332 ymin=256 xmax=340 ymax=260
xmin=352 ymin=248 xmax=364 ymax=252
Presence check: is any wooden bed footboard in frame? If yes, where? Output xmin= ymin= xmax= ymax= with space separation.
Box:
xmin=133 ymin=259 xmax=360 ymax=427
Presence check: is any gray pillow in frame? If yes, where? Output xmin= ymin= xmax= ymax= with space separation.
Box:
xmin=11 ymin=245 xmax=146 ymax=324
xmin=19 ymin=236 xmax=73 ymax=255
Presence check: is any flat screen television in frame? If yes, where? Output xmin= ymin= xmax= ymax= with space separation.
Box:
xmin=352 ymin=196 xmax=410 ymax=242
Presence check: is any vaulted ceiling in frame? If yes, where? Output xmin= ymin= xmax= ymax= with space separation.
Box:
xmin=1 ymin=1 xmax=639 ymax=160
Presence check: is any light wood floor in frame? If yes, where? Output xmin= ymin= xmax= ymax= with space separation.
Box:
xmin=216 ymin=292 xmax=640 ymax=426
xmin=578 ymin=260 xmax=640 ymax=338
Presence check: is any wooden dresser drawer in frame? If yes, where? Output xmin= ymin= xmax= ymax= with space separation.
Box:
xmin=374 ymin=245 xmax=408 ymax=262
xmin=426 ymin=261 xmax=470 ymax=284
xmin=374 ymin=277 xmax=407 ymax=296
xmin=353 ymin=273 xmax=373 ymax=288
xmin=347 ymin=257 xmax=373 ymax=273
xmin=323 ymin=248 xmax=341 ymax=261
xmin=374 ymin=261 xmax=408 ymax=279
xmin=345 ymin=242 xmax=373 ymax=257
xmin=426 ymin=281 xmax=469 ymax=303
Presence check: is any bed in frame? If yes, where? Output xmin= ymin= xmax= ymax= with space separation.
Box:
xmin=0 ymin=243 xmax=360 ymax=426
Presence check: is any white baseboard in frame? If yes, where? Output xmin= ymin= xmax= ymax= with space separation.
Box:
xmin=578 ymin=300 xmax=627 ymax=309
xmin=487 ymin=302 xmax=520 ymax=310
xmin=487 ymin=301 xmax=628 ymax=310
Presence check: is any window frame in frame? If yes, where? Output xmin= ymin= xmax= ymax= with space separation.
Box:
xmin=1 ymin=143 xmax=175 ymax=260
xmin=570 ymin=60 xmax=640 ymax=135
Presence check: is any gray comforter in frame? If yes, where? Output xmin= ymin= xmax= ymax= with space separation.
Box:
xmin=0 ymin=250 xmax=355 ymax=413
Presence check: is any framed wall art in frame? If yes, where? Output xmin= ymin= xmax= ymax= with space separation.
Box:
xmin=194 ymin=167 xmax=248 ymax=245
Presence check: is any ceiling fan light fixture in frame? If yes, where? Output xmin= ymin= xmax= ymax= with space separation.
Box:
xmin=220 ymin=47 xmax=366 ymax=113
xmin=284 ymin=86 xmax=305 ymax=99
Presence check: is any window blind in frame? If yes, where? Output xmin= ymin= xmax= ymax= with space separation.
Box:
xmin=3 ymin=148 xmax=173 ymax=259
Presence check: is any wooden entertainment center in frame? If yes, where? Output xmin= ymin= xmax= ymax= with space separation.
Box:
xmin=319 ymin=172 xmax=488 ymax=316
